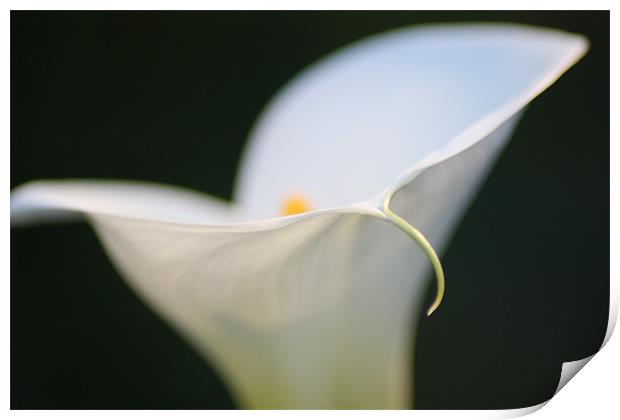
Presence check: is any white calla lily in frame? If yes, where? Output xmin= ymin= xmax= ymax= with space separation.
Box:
xmin=11 ymin=24 xmax=587 ymax=409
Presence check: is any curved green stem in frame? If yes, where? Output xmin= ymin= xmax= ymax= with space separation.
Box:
xmin=382 ymin=192 xmax=445 ymax=316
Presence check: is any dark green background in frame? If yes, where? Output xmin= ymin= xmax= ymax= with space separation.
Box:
xmin=11 ymin=11 xmax=609 ymax=409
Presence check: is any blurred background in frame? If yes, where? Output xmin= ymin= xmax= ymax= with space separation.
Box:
xmin=11 ymin=11 xmax=609 ymax=409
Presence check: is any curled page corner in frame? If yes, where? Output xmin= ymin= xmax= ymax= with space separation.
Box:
xmin=486 ymin=358 xmax=596 ymax=420
xmin=490 ymin=311 xmax=615 ymax=419
xmin=554 ymin=355 xmax=595 ymax=396
xmin=546 ymin=279 xmax=618 ymax=406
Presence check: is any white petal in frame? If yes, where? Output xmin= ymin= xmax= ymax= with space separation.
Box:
xmin=10 ymin=179 xmax=238 ymax=226
xmin=235 ymin=24 xmax=587 ymax=220
xmin=9 ymin=115 xmax=523 ymax=408
xmin=89 ymin=210 xmax=427 ymax=408
xmin=10 ymin=24 xmax=588 ymax=409
xmin=84 ymin=111 xmax=523 ymax=406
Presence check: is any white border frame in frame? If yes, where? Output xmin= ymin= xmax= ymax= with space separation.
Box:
xmin=2 ymin=2 xmax=616 ymax=419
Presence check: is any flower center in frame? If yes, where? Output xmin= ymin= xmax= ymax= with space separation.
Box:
xmin=281 ymin=193 xmax=312 ymax=216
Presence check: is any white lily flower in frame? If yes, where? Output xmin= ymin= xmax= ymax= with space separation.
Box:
xmin=11 ymin=24 xmax=587 ymax=409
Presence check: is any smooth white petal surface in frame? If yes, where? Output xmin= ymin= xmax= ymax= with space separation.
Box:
xmin=9 ymin=115 xmax=519 ymax=408
xmin=89 ymin=211 xmax=427 ymax=408
xmin=10 ymin=24 xmax=587 ymax=409
xmin=10 ymin=179 xmax=237 ymax=226
xmin=236 ymin=24 xmax=587 ymax=219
